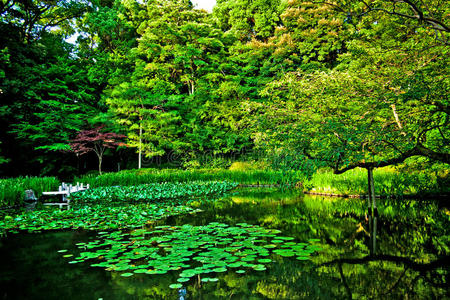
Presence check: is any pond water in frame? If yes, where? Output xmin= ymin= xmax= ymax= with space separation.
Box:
xmin=0 ymin=188 xmax=448 ymax=299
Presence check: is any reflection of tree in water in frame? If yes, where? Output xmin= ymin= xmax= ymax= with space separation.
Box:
xmin=318 ymin=216 xmax=449 ymax=299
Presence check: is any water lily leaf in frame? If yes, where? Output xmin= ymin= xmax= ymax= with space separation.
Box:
xmin=296 ymin=256 xmax=309 ymax=260
xmin=201 ymin=277 xmax=219 ymax=282
xmin=133 ymin=269 xmax=148 ymax=274
xmin=212 ymin=267 xmax=227 ymax=272
xmin=277 ymin=237 xmax=295 ymax=241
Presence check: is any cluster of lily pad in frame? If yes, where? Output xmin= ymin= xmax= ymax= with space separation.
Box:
xmin=0 ymin=203 xmax=201 ymax=234
xmin=60 ymin=222 xmax=321 ymax=289
xmin=70 ymin=181 xmax=239 ymax=204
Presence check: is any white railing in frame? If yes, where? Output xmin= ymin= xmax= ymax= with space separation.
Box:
xmin=42 ymin=182 xmax=90 ymax=207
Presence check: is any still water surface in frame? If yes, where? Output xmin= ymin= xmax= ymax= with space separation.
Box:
xmin=0 ymin=189 xmax=448 ymax=299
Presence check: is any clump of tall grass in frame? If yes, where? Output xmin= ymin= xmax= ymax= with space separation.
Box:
xmin=74 ymin=168 xmax=299 ymax=188
xmin=0 ymin=177 xmax=59 ymax=208
xmin=306 ymin=167 xmax=448 ymax=196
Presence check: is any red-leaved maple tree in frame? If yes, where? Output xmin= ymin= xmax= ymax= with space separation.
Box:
xmin=69 ymin=127 xmax=126 ymax=175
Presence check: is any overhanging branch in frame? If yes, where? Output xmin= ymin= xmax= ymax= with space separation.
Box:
xmin=333 ymin=143 xmax=449 ymax=174
xmin=315 ymin=0 xmax=449 ymax=33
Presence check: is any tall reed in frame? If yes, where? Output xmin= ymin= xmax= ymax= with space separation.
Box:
xmin=74 ymin=168 xmax=297 ymax=187
xmin=0 ymin=177 xmax=59 ymax=208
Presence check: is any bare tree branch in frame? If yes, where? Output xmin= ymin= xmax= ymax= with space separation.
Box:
xmin=333 ymin=142 xmax=449 ymax=174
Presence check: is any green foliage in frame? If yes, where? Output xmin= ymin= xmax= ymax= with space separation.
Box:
xmin=0 ymin=177 xmax=59 ymax=207
xmin=70 ymin=181 xmax=239 ymax=204
xmin=213 ymin=0 xmax=285 ymax=41
xmin=74 ymin=168 xmax=299 ymax=186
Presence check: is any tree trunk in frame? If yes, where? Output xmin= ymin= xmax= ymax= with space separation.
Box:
xmin=138 ymin=122 xmax=142 ymax=169
xmin=98 ymin=155 xmax=103 ymax=175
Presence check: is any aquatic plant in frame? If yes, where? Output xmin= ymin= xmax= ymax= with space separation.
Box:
xmin=0 ymin=203 xmax=201 ymax=234
xmin=60 ymin=222 xmax=320 ymax=288
xmin=70 ymin=181 xmax=239 ymax=204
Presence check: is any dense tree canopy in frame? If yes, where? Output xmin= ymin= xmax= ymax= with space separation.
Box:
xmin=258 ymin=0 xmax=449 ymax=174
xmin=0 ymin=0 xmax=448 ymax=177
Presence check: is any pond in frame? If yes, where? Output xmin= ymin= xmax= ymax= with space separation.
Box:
xmin=0 ymin=188 xmax=448 ymax=299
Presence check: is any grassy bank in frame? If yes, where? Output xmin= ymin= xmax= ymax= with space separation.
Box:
xmin=306 ymin=167 xmax=449 ymax=197
xmin=74 ymin=168 xmax=299 ymax=187
xmin=2 ymin=165 xmax=446 ymax=208
xmin=0 ymin=177 xmax=59 ymax=208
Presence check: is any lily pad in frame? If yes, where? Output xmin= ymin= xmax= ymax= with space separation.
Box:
xmin=53 ymin=220 xmax=318 ymax=289
xmin=296 ymin=256 xmax=310 ymax=260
